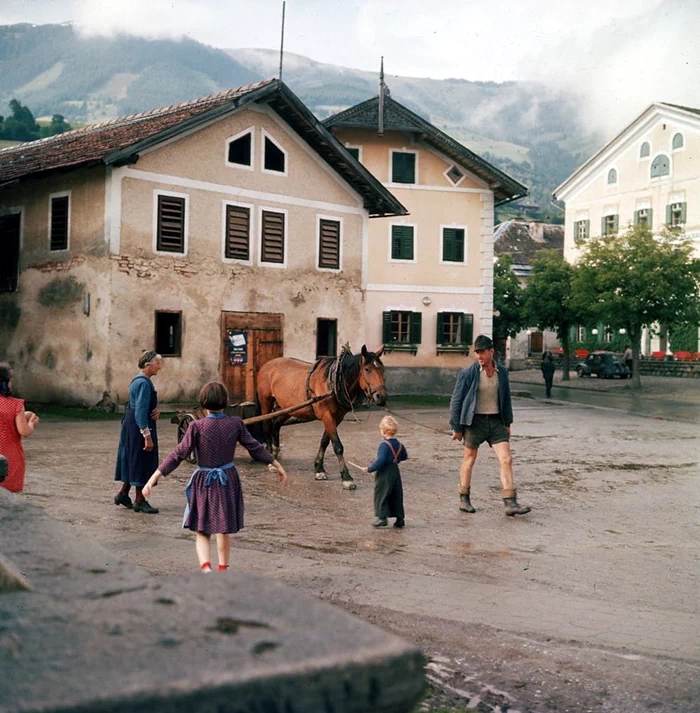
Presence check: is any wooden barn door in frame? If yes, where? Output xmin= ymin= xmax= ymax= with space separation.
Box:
xmin=220 ymin=312 xmax=283 ymax=403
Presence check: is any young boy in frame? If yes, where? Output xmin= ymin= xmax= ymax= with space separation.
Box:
xmin=363 ymin=415 xmax=408 ymax=528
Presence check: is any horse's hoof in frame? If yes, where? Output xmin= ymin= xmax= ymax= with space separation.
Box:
xmin=342 ymin=481 xmax=357 ymax=490
xmin=314 ymin=472 xmax=329 ymax=481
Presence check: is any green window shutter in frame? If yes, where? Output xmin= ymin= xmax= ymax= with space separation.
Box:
xmin=573 ymin=220 xmax=579 ymax=238
xmin=634 ymin=210 xmax=640 ymax=225
xmin=392 ymin=152 xmax=416 ymax=183
xmin=648 ymin=208 xmax=653 ymax=227
xmin=382 ymin=311 xmax=393 ymax=343
xmin=613 ymin=215 xmax=619 ymax=234
xmin=436 ymin=312 xmax=445 ymax=344
xmin=410 ymin=311 xmax=422 ymax=344
xmin=391 ymin=225 xmax=414 ymax=260
xmin=462 ymin=313 xmax=474 ymax=346
xmin=666 ymin=205 xmax=672 ymax=225
xmin=681 ymin=202 xmax=687 ymax=223
xmin=583 ymin=220 xmax=589 ymax=239
xmin=601 ymin=217 xmax=606 ymax=236
xmin=442 ymin=230 xmax=454 ymax=261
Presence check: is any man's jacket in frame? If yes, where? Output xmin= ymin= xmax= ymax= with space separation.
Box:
xmin=449 ymin=361 xmax=514 ymax=432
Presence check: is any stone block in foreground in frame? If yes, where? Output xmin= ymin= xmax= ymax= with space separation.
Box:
xmin=0 ymin=489 xmax=425 ymax=713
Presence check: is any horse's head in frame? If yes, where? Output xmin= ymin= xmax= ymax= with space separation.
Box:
xmin=359 ymin=345 xmax=387 ymax=406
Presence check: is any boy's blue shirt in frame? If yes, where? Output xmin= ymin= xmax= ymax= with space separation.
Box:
xmin=368 ymin=438 xmax=408 ymax=473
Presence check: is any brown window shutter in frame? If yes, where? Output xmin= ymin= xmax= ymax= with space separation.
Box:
xmin=261 ymin=210 xmax=285 ymax=264
xmin=225 ymin=205 xmax=250 ymax=260
xmin=50 ymin=196 xmax=69 ymax=251
xmin=318 ymin=219 xmax=340 ymax=269
xmin=157 ymin=195 xmax=186 ymax=253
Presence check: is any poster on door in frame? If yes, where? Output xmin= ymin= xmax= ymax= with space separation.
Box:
xmin=227 ymin=330 xmax=248 ymax=366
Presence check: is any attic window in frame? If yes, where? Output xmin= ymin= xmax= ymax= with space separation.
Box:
xmin=446 ymin=166 xmax=464 ymax=184
xmin=672 ymin=133 xmax=684 ymax=150
xmin=227 ymin=129 xmax=253 ymax=167
xmin=263 ymin=132 xmax=287 ymax=175
xmin=650 ymin=154 xmax=670 ymax=178
xmin=391 ymin=151 xmax=416 ymax=184
xmin=607 ymin=168 xmax=617 ymax=185
xmin=640 ymin=142 xmax=650 ymax=158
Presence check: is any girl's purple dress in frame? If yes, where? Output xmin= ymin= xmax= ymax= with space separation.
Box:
xmin=158 ymin=414 xmax=274 ymax=535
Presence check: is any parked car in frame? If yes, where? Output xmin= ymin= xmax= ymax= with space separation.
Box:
xmin=576 ymin=351 xmax=631 ymax=379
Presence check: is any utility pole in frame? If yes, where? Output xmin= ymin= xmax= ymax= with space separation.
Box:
xmin=279 ymin=1 xmax=286 ymax=81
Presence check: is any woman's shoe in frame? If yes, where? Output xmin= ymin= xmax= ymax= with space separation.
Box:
xmin=393 ymin=519 xmax=405 ymax=528
xmin=114 ymin=493 xmax=133 ymax=509
xmin=372 ymin=517 xmax=388 ymax=527
xmin=133 ymin=500 xmax=159 ymax=514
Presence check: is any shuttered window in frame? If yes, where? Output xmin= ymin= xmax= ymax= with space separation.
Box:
xmin=391 ymin=151 xmax=416 ymax=184
xmin=442 ymin=227 xmax=465 ymax=262
xmin=225 ymin=205 xmax=250 ymax=261
xmin=667 ymin=202 xmax=687 ymax=226
xmin=318 ymin=218 xmax=341 ymax=269
xmin=391 ymin=225 xmax=414 ymax=260
xmin=382 ymin=311 xmax=422 ymax=345
xmin=50 ymin=195 xmax=69 ymax=251
xmin=156 ymin=195 xmax=186 ymax=253
xmin=261 ymin=210 xmax=285 ymax=264
xmin=634 ymin=208 xmax=652 ymax=227
xmin=601 ymin=214 xmax=619 ymax=236
xmin=437 ymin=312 xmax=473 ymax=346
xmin=574 ymin=220 xmax=589 ymax=241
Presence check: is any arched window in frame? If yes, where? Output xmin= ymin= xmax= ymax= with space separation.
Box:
xmin=672 ymin=132 xmax=684 ymax=150
xmin=650 ymin=154 xmax=670 ymax=178
xmin=607 ymin=168 xmax=617 ymax=184
xmin=640 ymin=141 xmax=650 ymax=158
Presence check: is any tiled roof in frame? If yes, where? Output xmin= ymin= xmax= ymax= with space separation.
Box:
xmin=0 ymin=80 xmax=277 ymax=186
xmin=0 ymin=79 xmax=406 ymax=218
xmin=494 ymin=219 xmax=564 ymax=265
xmin=323 ymin=95 xmax=528 ymax=205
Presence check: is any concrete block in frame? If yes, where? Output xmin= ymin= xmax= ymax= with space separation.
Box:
xmin=0 ymin=489 xmax=425 ymax=713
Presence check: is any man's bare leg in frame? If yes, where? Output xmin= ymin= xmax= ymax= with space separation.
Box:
xmin=492 ymin=441 xmax=530 ymax=516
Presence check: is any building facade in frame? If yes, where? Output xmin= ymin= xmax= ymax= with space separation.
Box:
xmin=323 ymin=92 xmax=526 ymax=388
xmin=0 ymin=80 xmax=405 ymax=405
xmin=554 ymin=102 xmax=700 ymax=354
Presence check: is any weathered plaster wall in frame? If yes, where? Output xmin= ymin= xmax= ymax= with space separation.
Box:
xmin=0 ymin=167 xmax=112 ymax=404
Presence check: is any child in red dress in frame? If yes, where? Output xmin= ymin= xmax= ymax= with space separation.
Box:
xmin=143 ymin=381 xmax=288 ymax=572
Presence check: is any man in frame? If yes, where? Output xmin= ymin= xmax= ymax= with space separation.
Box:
xmin=623 ymin=345 xmax=633 ymax=375
xmin=449 ymin=334 xmax=531 ymax=516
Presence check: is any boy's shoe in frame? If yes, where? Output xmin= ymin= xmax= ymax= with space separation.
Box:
xmin=114 ymin=493 xmax=133 ymax=509
xmin=133 ymin=500 xmax=159 ymax=514
xmin=393 ymin=519 xmax=405 ymax=528
xmin=372 ymin=517 xmax=388 ymax=527
xmin=459 ymin=490 xmax=476 ymax=513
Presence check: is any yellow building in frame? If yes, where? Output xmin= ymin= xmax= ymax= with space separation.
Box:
xmin=554 ymin=102 xmax=700 ymax=353
xmin=0 ymin=79 xmax=405 ymax=405
xmin=324 ymin=90 xmax=526 ymax=387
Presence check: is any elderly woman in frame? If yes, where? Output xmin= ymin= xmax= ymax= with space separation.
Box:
xmin=114 ymin=351 xmax=163 ymax=514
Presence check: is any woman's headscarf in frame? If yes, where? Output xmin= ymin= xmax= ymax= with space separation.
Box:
xmin=138 ymin=350 xmax=160 ymax=370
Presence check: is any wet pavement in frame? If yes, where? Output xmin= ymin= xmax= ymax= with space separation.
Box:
xmin=16 ymin=398 xmax=700 ymax=713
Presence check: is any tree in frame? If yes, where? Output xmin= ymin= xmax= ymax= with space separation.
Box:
xmin=0 ymin=99 xmax=39 ymax=141
xmin=572 ymin=224 xmax=700 ymax=388
xmin=522 ymin=249 xmax=579 ymax=380
xmin=40 ymin=113 xmax=72 ymax=137
xmin=493 ymin=254 xmax=525 ymax=346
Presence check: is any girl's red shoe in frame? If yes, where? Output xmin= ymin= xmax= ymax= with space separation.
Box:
xmin=200 ymin=562 xmax=212 ymax=572
xmin=217 ymin=564 xmax=230 ymax=572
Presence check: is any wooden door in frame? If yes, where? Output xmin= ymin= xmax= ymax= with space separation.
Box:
xmin=0 ymin=213 xmax=21 ymax=293
xmin=220 ymin=312 xmax=283 ymax=403
xmin=529 ymin=331 xmax=543 ymax=354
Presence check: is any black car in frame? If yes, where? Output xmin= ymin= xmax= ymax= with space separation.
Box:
xmin=576 ymin=351 xmax=631 ymax=379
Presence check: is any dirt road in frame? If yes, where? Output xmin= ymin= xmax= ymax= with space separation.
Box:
xmin=19 ymin=399 xmax=700 ymax=712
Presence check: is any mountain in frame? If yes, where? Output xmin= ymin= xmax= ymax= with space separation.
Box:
xmin=0 ymin=23 xmax=603 ymax=222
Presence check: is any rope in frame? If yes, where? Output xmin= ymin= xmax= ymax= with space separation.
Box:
xmin=381 ymin=405 xmax=452 ymax=436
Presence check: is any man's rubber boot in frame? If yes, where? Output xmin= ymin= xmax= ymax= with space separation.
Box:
xmin=502 ymin=489 xmax=531 ymax=516
xmin=459 ymin=490 xmax=476 ymax=513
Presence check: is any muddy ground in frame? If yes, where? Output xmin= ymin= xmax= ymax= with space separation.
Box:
xmin=19 ymin=398 xmax=700 ymax=713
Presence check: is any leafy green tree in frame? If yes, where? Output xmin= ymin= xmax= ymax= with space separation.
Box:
xmin=0 ymin=99 xmax=39 ymax=141
xmin=522 ymin=249 xmax=579 ymax=380
xmin=572 ymin=225 xmax=700 ymax=387
xmin=40 ymin=114 xmax=72 ymax=137
xmin=493 ymin=254 xmax=525 ymax=344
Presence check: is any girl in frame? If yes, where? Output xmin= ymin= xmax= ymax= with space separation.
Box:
xmin=0 ymin=363 xmax=39 ymax=493
xmin=143 ymin=381 xmax=288 ymax=572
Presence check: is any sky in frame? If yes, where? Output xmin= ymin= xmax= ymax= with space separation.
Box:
xmin=2 ymin=0 xmax=699 ymax=134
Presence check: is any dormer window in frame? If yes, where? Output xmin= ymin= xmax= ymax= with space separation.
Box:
xmin=262 ymin=131 xmax=287 ymax=175
xmin=672 ymin=133 xmax=684 ymax=150
xmin=650 ymin=154 xmax=670 ymax=178
xmin=640 ymin=142 xmax=650 ymax=158
xmin=607 ymin=168 xmax=617 ymax=185
xmin=226 ymin=128 xmax=254 ymax=169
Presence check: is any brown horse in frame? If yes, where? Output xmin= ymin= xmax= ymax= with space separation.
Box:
xmin=256 ymin=345 xmax=387 ymax=489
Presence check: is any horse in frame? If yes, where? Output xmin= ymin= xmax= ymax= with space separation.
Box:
xmin=256 ymin=345 xmax=387 ymax=490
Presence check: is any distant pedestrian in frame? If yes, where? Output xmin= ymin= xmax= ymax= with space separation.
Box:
xmin=361 ymin=415 xmax=407 ymax=528
xmin=0 ymin=363 xmax=39 ymax=494
xmin=541 ymin=351 xmax=555 ymax=398
xmin=623 ymin=345 xmax=633 ymax=375
xmin=449 ymin=334 xmax=531 ymax=516
xmin=114 ymin=350 xmax=163 ymax=514
xmin=143 ymin=381 xmax=288 ymax=572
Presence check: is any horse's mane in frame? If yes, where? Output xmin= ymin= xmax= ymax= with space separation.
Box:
xmin=311 ymin=345 xmax=382 ymax=409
